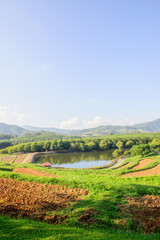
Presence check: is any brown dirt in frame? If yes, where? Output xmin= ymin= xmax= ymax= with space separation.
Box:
xmin=1 ymin=157 xmax=15 ymax=164
xmin=119 ymin=195 xmax=160 ymax=233
xmin=13 ymin=155 xmax=28 ymax=164
xmin=133 ymin=159 xmax=154 ymax=170
xmin=123 ymin=163 xmax=160 ymax=178
xmin=13 ymin=168 xmax=60 ymax=178
xmin=79 ymin=207 xmax=97 ymax=224
xmin=0 ymin=177 xmax=89 ymax=223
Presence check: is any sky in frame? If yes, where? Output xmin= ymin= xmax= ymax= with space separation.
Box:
xmin=0 ymin=0 xmax=160 ymax=129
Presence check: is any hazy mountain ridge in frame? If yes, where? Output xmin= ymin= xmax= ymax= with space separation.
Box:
xmin=0 ymin=123 xmax=29 ymax=136
xmin=0 ymin=119 xmax=160 ymax=136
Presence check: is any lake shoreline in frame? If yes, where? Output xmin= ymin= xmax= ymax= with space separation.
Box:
xmin=31 ymin=150 xmax=125 ymax=169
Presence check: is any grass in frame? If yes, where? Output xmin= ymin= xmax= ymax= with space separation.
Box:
xmin=0 ymin=154 xmax=160 ymax=239
xmin=1 ymin=216 xmax=160 ymax=240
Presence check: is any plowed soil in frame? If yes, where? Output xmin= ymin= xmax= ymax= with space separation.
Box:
xmin=0 ymin=178 xmax=88 ymax=223
xmin=133 ymin=159 xmax=154 ymax=170
xmin=119 ymin=195 xmax=160 ymax=233
xmin=1 ymin=157 xmax=14 ymax=164
xmin=13 ymin=168 xmax=60 ymax=178
xmin=123 ymin=163 xmax=160 ymax=177
xmin=13 ymin=155 xmax=28 ymax=164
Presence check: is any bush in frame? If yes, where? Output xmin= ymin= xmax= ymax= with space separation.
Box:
xmin=113 ymin=149 xmax=124 ymax=158
xmin=130 ymin=144 xmax=151 ymax=157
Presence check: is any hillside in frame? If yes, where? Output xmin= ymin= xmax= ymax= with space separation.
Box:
xmin=0 ymin=154 xmax=160 ymax=239
xmin=1 ymin=119 xmax=160 ymax=137
xmin=0 ymin=123 xmax=30 ymax=136
xmin=73 ymin=119 xmax=160 ymax=136
xmin=23 ymin=125 xmax=77 ymax=135
xmin=24 ymin=119 xmax=160 ymax=137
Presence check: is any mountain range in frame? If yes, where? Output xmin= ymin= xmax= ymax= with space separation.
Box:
xmin=0 ymin=119 xmax=160 ymax=137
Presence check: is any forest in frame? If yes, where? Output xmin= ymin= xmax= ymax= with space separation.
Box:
xmin=1 ymin=132 xmax=160 ymax=157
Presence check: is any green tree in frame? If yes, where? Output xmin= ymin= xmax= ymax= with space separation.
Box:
xmin=130 ymin=144 xmax=151 ymax=157
xmin=31 ymin=142 xmax=39 ymax=152
xmin=116 ymin=141 xmax=123 ymax=150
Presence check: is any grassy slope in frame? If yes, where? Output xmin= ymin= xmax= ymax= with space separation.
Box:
xmin=0 ymin=155 xmax=160 ymax=239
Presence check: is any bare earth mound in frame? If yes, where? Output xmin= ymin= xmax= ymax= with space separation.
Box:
xmin=14 ymin=168 xmax=60 ymax=178
xmin=133 ymin=158 xmax=154 ymax=170
xmin=123 ymin=163 xmax=160 ymax=177
xmin=119 ymin=195 xmax=160 ymax=232
xmin=0 ymin=178 xmax=88 ymax=223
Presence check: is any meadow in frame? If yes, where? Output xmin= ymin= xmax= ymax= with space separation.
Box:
xmin=0 ymin=152 xmax=160 ymax=239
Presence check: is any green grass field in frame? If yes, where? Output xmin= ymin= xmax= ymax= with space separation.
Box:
xmin=0 ymin=154 xmax=160 ymax=240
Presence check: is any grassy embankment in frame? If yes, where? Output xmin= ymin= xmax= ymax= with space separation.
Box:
xmin=0 ymin=154 xmax=160 ymax=239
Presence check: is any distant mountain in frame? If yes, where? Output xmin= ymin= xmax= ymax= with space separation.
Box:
xmin=1 ymin=119 xmax=160 ymax=137
xmin=23 ymin=125 xmax=76 ymax=135
xmin=134 ymin=119 xmax=160 ymax=132
xmin=23 ymin=119 xmax=160 ymax=137
xmin=0 ymin=123 xmax=30 ymax=136
xmin=73 ymin=119 xmax=160 ymax=137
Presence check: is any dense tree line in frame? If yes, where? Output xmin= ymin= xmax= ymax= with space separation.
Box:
xmin=0 ymin=134 xmax=14 ymax=140
xmin=0 ymin=132 xmax=81 ymax=149
xmin=1 ymin=133 xmax=160 ymax=154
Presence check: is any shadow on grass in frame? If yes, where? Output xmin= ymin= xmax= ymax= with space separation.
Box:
xmin=0 ymin=167 xmax=12 ymax=172
xmin=71 ymin=183 xmax=160 ymax=229
xmin=1 ymin=215 xmax=160 ymax=240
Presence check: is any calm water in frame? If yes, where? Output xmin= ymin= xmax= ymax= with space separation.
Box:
xmin=34 ymin=151 xmax=114 ymax=168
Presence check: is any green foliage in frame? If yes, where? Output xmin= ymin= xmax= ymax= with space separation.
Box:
xmin=116 ymin=141 xmax=123 ymax=150
xmin=149 ymin=138 xmax=160 ymax=149
xmin=2 ymin=133 xmax=160 ymax=156
xmin=130 ymin=144 xmax=151 ymax=157
xmin=113 ymin=149 xmax=124 ymax=158
xmin=125 ymin=140 xmax=134 ymax=148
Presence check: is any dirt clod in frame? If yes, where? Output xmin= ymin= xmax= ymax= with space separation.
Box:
xmin=0 ymin=177 xmax=88 ymax=224
xmin=79 ymin=208 xmax=97 ymax=224
xmin=119 ymin=195 xmax=160 ymax=232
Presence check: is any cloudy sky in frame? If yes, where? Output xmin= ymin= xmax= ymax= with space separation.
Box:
xmin=0 ymin=0 xmax=160 ymax=129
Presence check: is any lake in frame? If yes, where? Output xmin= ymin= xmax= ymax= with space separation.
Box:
xmin=34 ymin=151 xmax=114 ymax=168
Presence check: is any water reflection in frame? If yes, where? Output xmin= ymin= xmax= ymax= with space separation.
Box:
xmin=34 ymin=151 xmax=114 ymax=168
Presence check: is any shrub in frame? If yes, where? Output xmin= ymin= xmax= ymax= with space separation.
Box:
xmin=130 ymin=144 xmax=151 ymax=157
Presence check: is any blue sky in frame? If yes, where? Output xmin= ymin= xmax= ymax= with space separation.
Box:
xmin=0 ymin=0 xmax=160 ymax=129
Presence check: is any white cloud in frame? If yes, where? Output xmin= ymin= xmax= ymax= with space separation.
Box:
xmin=59 ymin=116 xmax=136 ymax=130
xmin=60 ymin=117 xmax=82 ymax=130
xmin=84 ymin=116 xmax=104 ymax=128
xmin=0 ymin=105 xmax=30 ymax=124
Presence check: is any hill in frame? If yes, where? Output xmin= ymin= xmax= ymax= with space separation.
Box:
xmin=1 ymin=119 xmax=160 ymax=137
xmin=73 ymin=119 xmax=160 ymax=136
xmin=0 ymin=123 xmax=30 ymax=136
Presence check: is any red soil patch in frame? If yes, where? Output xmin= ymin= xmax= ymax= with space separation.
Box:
xmin=123 ymin=163 xmax=160 ymax=178
xmin=13 ymin=154 xmax=28 ymax=164
xmin=119 ymin=195 xmax=160 ymax=233
xmin=0 ymin=178 xmax=88 ymax=223
xmin=133 ymin=159 xmax=154 ymax=170
xmin=1 ymin=157 xmax=15 ymax=164
xmin=13 ymin=168 xmax=60 ymax=178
